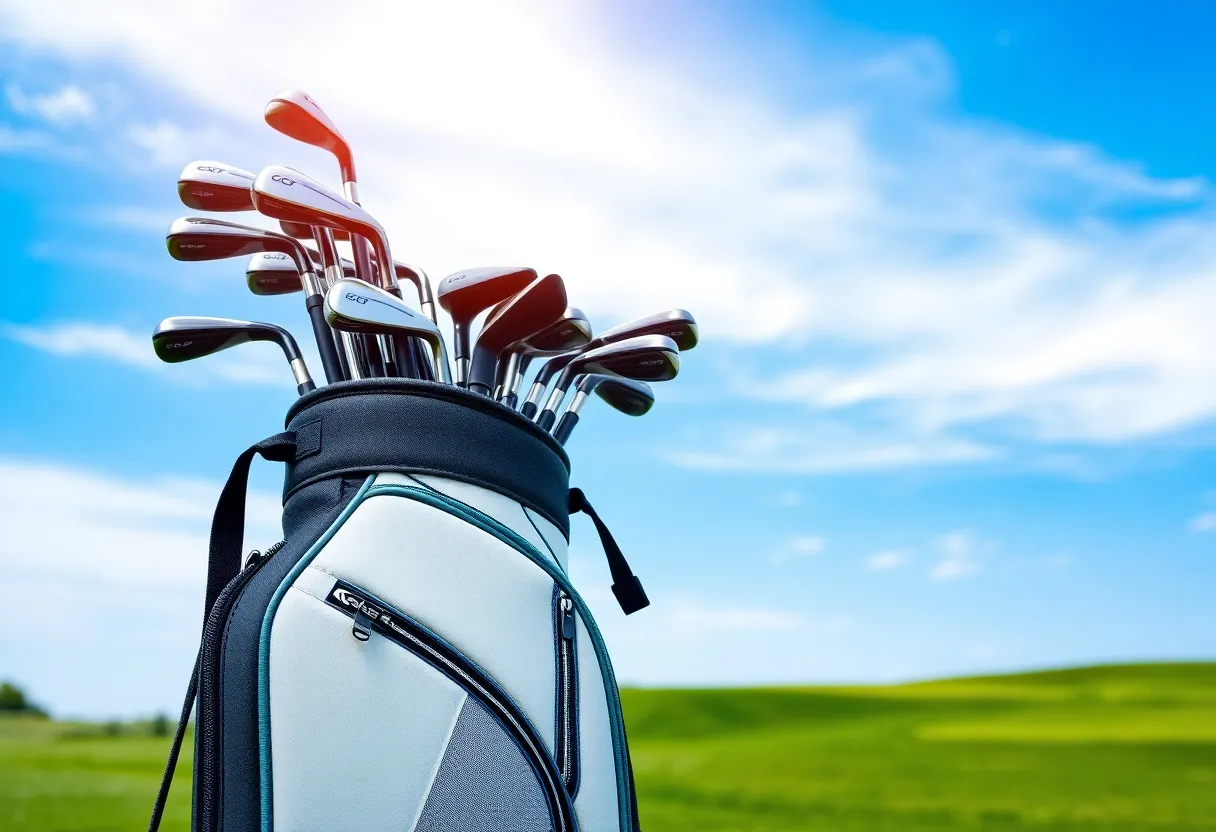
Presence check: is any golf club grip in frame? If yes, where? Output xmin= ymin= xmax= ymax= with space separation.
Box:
xmin=305 ymin=296 xmax=344 ymax=383
xmin=536 ymin=408 xmax=558 ymax=432
xmin=552 ymin=411 xmax=579 ymax=445
xmin=519 ymin=401 xmax=539 ymax=419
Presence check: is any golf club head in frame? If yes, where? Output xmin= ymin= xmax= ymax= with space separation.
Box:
xmin=177 ymin=160 xmax=256 ymax=212
xmin=467 ymin=273 xmax=567 ymax=395
xmin=264 ymin=90 xmax=354 ymax=182
xmin=325 ymin=279 xmax=451 ymax=383
xmin=166 ymin=217 xmax=311 ymax=276
xmin=499 ymin=308 xmax=592 ymax=405
xmin=252 ymin=165 xmax=391 ymax=286
xmin=536 ymin=334 xmax=678 ymax=430
xmin=581 ymin=373 xmax=655 ymax=416
xmin=551 ymin=374 xmax=655 ymax=445
xmin=592 ymin=309 xmax=698 ymax=351
xmin=437 ymin=266 xmax=538 ymax=383
xmin=245 ymin=252 xmax=303 ymax=296
xmin=152 ymin=316 xmax=314 ymax=393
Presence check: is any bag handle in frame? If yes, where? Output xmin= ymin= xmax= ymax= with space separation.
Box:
xmin=569 ymin=487 xmax=650 ymax=615
xmin=147 ymin=432 xmax=297 ymax=832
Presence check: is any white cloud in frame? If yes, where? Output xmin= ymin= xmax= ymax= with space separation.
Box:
xmin=5 ymin=82 xmax=96 ymax=125
xmin=1190 ymin=512 xmax=1216 ymax=533
xmin=769 ymin=534 xmax=825 ymax=565
xmin=930 ymin=530 xmax=984 ymax=581
xmin=2 ymin=1 xmax=1216 ymax=460
xmin=0 ymin=123 xmax=56 ymax=152
xmin=0 ymin=457 xmax=281 ymax=588
xmin=867 ymin=548 xmax=912 ymax=571
xmin=668 ymin=422 xmax=995 ymax=474
xmin=0 ymin=320 xmax=299 ymax=388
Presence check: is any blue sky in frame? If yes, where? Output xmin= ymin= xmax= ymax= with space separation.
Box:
xmin=0 ymin=0 xmax=1213 ymax=719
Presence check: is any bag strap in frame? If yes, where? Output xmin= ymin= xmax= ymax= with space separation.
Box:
xmin=147 ymin=432 xmax=297 ymax=832
xmin=569 ymin=487 xmax=649 ymax=614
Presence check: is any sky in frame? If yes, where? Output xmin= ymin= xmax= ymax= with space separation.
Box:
xmin=0 ymin=0 xmax=1213 ymax=719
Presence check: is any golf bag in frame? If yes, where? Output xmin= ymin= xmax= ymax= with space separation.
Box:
xmin=148 ymin=379 xmax=648 ymax=832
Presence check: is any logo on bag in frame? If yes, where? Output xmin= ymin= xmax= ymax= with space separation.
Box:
xmin=332 ymin=587 xmax=364 ymax=609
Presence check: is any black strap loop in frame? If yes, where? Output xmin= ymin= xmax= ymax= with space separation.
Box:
xmin=569 ymin=488 xmax=650 ymax=615
xmin=148 ymin=432 xmax=297 ymax=832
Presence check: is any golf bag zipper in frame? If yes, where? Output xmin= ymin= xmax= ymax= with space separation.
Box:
xmin=324 ymin=578 xmax=575 ymax=832
xmin=365 ymin=480 xmax=639 ymax=832
xmin=197 ymin=542 xmax=282 ymax=832
xmin=555 ymin=590 xmax=581 ymax=795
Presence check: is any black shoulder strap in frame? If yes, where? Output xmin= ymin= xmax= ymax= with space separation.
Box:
xmin=569 ymin=487 xmax=649 ymax=615
xmin=147 ymin=432 xmax=297 ymax=832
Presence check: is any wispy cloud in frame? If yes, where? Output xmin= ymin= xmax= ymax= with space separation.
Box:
xmin=668 ymin=422 xmax=995 ymax=474
xmin=1190 ymin=512 xmax=1216 ymax=533
xmin=867 ymin=549 xmax=913 ymax=572
xmin=5 ymin=82 xmax=96 ymax=126
xmin=0 ymin=456 xmax=281 ymax=588
xmin=930 ymin=530 xmax=984 ymax=582
xmin=0 ymin=320 xmax=296 ymax=387
xmin=769 ymin=534 xmax=825 ymax=565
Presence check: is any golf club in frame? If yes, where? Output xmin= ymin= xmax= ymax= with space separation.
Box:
xmin=152 ymin=316 xmax=316 ymax=395
xmin=166 ymin=216 xmax=343 ymax=384
xmin=498 ymin=307 xmax=591 ymax=408
xmin=325 ymin=279 xmax=452 ymax=383
xmin=437 ymin=266 xmax=537 ymax=387
xmin=467 ymin=273 xmax=567 ymax=396
xmin=534 ymin=334 xmax=679 ymax=431
xmin=176 ymin=160 xmax=256 ymax=212
xmin=551 ymin=374 xmax=655 ymax=445
xmin=518 ymin=309 xmax=696 ymax=419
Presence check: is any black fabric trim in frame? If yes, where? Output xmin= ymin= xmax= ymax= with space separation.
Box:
xmin=282 ymin=379 xmax=572 ymax=537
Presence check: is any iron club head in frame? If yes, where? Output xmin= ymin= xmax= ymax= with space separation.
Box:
xmin=152 ymin=316 xmax=315 ymax=394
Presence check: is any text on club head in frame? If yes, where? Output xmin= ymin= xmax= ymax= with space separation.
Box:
xmin=272 ymin=174 xmax=297 ymax=187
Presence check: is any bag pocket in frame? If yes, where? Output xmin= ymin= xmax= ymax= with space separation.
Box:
xmin=266 ymin=575 xmax=574 ymax=832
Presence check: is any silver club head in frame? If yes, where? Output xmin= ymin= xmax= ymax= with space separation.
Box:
xmin=252 ymin=165 xmax=393 ymax=291
xmin=593 ymin=308 xmax=698 ymax=351
xmin=325 ymin=279 xmax=452 ymax=383
xmin=177 ymin=160 xmax=256 ymax=212
xmin=152 ymin=315 xmax=314 ymax=394
xmin=535 ymin=334 xmax=679 ymax=431
xmin=500 ymin=307 xmax=592 ymax=404
xmin=245 ymin=252 xmax=303 ymax=296
xmin=551 ymin=374 xmax=655 ymax=445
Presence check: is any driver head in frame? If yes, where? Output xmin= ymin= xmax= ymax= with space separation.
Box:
xmin=177 ymin=160 xmax=256 ymax=212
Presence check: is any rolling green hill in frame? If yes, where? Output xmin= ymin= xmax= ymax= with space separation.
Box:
xmin=2 ymin=663 xmax=1213 ymax=831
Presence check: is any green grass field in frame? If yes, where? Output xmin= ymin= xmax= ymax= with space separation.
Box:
xmin=2 ymin=663 xmax=1213 ymax=831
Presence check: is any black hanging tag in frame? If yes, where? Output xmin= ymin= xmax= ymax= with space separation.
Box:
xmin=569 ymin=488 xmax=650 ymax=615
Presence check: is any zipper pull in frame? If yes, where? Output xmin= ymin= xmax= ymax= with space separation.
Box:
xmin=560 ymin=596 xmax=576 ymax=640
xmin=352 ymin=603 xmax=377 ymax=642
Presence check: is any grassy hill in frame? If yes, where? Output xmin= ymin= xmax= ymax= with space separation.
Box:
xmin=2 ymin=663 xmax=1213 ymax=831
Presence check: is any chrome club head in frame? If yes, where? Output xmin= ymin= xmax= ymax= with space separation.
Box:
xmin=518 ymin=309 xmax=695 ymax=418
xmin=593 ymin=308 xmax=698 ymax=351
xmin=499 ymin=307 xmax=591 ymax=404
xmin=166 ymin=217 xmax=314 ymax=281
xmin=324 ymin=279 xmax=452 ymax=383
xmin=252 ymin=165 xmax=395 ymax=291
xmin=467 ymin=272 xmax=567 ymax=396
xmin=176 ymin=160 xmax=256 ymax=212
xmin=152 ymin=316 xmax=315 ymax=394
xmin=245 ymin=252 xmax=302 ymax=296
xmin=437 ymin=266 xmax=538 ymax=385
xmin=551 ymin=373 xmax=655 ymax=445
xmin=535 ymin=334 xmax=678 ymax=430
